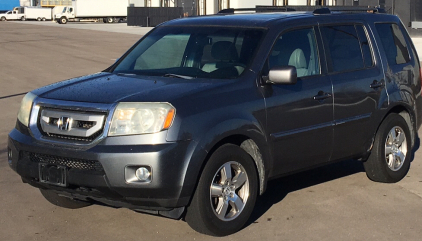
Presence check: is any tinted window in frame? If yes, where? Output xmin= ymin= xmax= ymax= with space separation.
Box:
xmin=322 ymin=25 xmax=364 ymax=73
xmin=114 ymin=27 xmax=264 ymax=79
xmin=268 ymin=28 xmax=320 ymax=77
xmin=356 ymin=25 xmax=374 ymax=68
xmin=376 ymin=23 xmax=410 ymax=65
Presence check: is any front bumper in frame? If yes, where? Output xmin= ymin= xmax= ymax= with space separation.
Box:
xmin=8 ymin=126 xmax=195 ymax=216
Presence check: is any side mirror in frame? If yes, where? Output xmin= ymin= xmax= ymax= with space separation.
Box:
xmin=267 ymin=66 xmax=297 ymax=85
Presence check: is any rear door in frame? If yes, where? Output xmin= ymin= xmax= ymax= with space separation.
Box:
xmin=320 ymin=23 xmax=386 ymax=160
xmin=263 ymin=26 xmax=334 ymax=175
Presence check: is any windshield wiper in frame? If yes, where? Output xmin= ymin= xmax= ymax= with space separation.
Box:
xmin=163 ymin=73 xmax=195 ymax=79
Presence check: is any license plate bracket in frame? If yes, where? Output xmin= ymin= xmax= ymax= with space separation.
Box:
xmin=39 ymin=163 xmax=67 ymax=187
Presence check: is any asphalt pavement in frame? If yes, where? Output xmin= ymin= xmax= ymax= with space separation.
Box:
xmin=1 ymin=21 xmax=422 ymax=241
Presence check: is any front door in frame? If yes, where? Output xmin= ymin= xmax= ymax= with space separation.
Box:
xmin=263 ymin=26 xmax=334 ymax=175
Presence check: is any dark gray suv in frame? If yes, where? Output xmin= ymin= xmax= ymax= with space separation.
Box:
xmin=7 ymin=7 xmax=422 ymax=236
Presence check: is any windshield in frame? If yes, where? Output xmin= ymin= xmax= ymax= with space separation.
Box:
xmin=62 ymin=7 xmax=66 ymax=13
xmin=113 ymin=26 xmax=265 ymax=79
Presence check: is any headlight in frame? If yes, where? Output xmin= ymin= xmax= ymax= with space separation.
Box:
xmin=108 ymin=102 xmax=175 ymax=136
xmin=17 ymin=92 xmax=37 ymax=127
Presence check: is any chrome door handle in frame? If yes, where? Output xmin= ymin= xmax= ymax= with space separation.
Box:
xmin=370 ymin=79 xmax=385 ymax=89
xmin=313 ymin=92 xmax=332 ymax=101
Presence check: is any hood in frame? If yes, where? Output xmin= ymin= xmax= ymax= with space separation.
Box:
xmin=32 ymin=72 xmax=230 ymax=104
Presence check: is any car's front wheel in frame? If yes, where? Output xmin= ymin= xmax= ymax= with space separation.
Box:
xmin=60 ymin=17 xmax=67 ymax=24
xmin=364 ymin=113 xmax=411 ymax=183
xmin=185 ymin=144 xmax=258 ymax=236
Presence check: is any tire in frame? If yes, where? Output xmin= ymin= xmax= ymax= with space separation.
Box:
xmin=40 ymin=189 xmax=91 ymax=209
xmin=1 ymin=17 xmax=5 ymax=21
xmin=60 ymin=17 xmax=67 ymax=24
xmin=364 ymin=114 xmax=411 ymax=183
xmin=185 ymin=144 xmax=258 ymax=236
xmin=37 ymin=17 xmax=41 ymax=21
xmin=20 ymin=16 xmax=25 ymax=21
xmin=106 ymin=17 xmax=114 ymax=23
xmin=42 ymin=18 xmax=46 ymax=21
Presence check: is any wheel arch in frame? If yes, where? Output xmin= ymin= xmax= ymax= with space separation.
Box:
xmin=373 ymin=104 xmax=417 ymax=152
xmin=387 ymin=105 xmax=416 ymax=147
xmin=179 ymin=124 xmax=271 ymax=208
xmin=204 ymin=135 xmax=268 ymax=195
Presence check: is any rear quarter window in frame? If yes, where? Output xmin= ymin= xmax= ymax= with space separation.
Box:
xmin=375 ymin=23 xmax=410 ymax=66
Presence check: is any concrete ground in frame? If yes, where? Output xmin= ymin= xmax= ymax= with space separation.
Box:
xmin=1 ymin=21 xmax=422 ymax=241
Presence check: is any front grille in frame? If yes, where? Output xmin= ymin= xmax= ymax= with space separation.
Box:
xmin=45 ymin=130 xmax=103 ymax=142
xmin=38 ymin=108 xmax=106 ymax=143
xmin=28 ymin=152 xmax=104 ymax=173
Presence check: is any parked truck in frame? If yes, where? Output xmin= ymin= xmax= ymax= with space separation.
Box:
xmin=0 ymin=7 xmax=52 ymax=21
xmin=0 ymin=10 xmax=24 ymax=21
xmin=55 ymin=0 xmax=128 ymax=24
xmin=17 ymin=7 xmax=52 ymax=21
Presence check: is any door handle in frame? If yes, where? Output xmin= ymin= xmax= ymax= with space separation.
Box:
xmin=370 ymin=79 xmax=385 ymax=89
xmin=313 ymin=91 xmax=332 ymax=101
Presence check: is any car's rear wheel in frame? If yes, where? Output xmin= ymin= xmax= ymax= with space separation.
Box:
xmin=1 ymin=17 xmax=5 ymax=21
xmin=40 ymin=189 xmax=91 ymax=209
xmin=185 ymin=144 xmax=258 ymax=236
xmin=364 ymin=114 xmax=411 ymax=183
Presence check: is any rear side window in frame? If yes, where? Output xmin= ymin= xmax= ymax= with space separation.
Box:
xmin=375 ymin=23 xmax=410 ymax=66
xmin=321 ymin=25 xmax=365 ymax=73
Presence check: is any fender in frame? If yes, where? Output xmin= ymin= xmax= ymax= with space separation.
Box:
xmin=175 ymin=118 xmax=272 ymax=206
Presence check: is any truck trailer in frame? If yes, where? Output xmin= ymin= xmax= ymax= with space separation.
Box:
xmin=18 ymin=7 xmax=52 ymax=21
xmin=55 ymin=0 xmax=128 ymax=24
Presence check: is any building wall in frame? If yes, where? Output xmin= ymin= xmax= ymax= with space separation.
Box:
xmin=230 ymin=0 xmax=272 ymax=9
xmin=0 ymin=0 xmax=20 ymax=11
xmin=288 ymin=0 xmax=308 ymax=5
xmin=334 ymin=0 xmax=421 ymax=36
xmin=20 ymin=0 xmax=31 ymax=7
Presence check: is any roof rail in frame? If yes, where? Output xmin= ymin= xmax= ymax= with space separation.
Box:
xmin=217 ymin=6 xmax=385 ymax=15
xmin=312 ymin=6 xmax=385 ymax=14
xmin=217 ymin=6 xmax=296 ymax=14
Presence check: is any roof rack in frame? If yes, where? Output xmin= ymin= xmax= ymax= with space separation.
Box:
xmin=217 ymin=6 xmax=386 ymax=15
xmin=312 ymin=7 xmax=386 ymax=14
xmin=218 ymin=7 xmax=295 ymax=14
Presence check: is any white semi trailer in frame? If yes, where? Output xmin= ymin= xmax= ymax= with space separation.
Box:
xmin=55 ymin=0 xmax=128 ymax=24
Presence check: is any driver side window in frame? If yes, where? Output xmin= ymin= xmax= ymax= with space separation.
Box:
xmin=269 ymin=28 xmax=320 ymax=78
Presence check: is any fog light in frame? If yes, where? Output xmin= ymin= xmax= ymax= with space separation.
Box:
xmin=135 ymin=167 xmax=151 ymax=181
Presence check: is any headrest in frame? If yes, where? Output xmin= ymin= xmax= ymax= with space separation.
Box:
xmin=288 ymin=48 xmax=307 ymax=69
xmin=211 ymin=41 xmax=238 ymax=61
